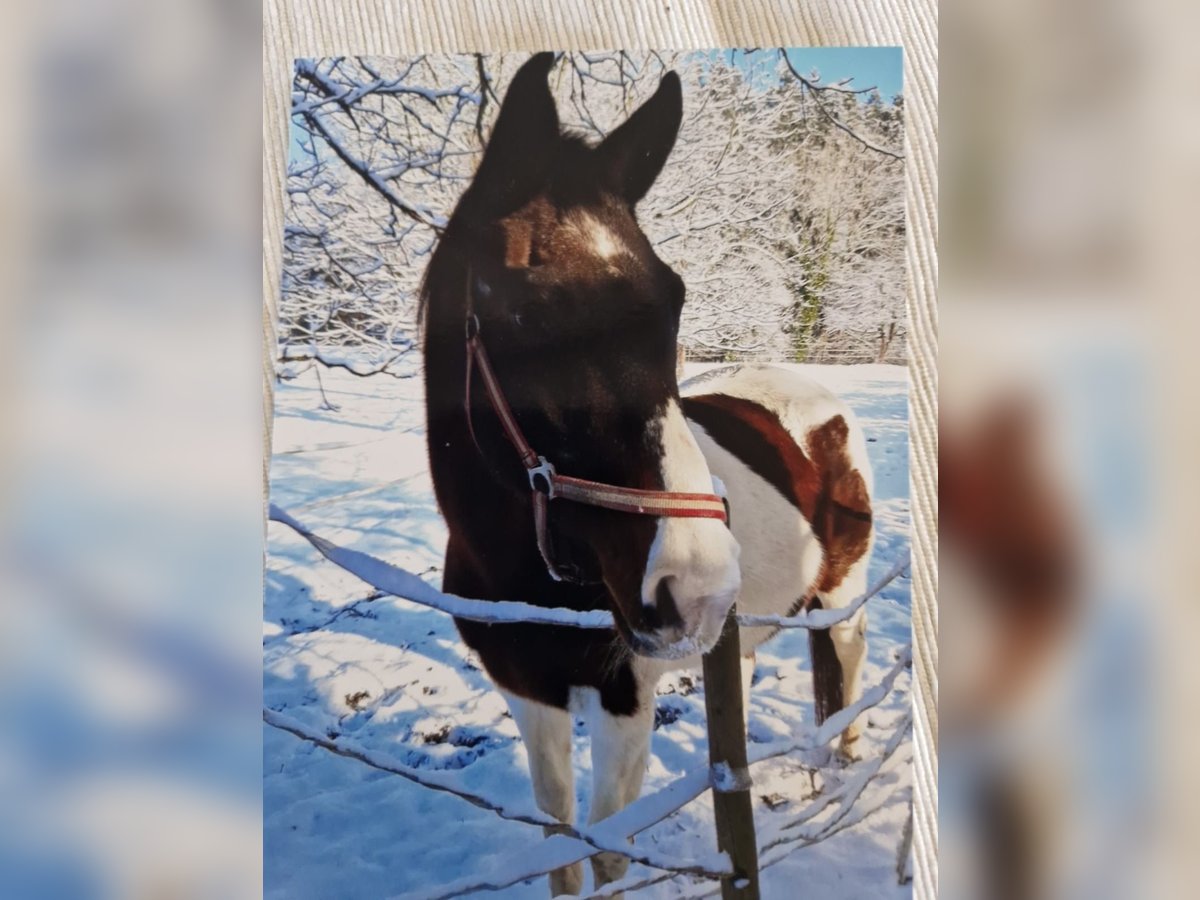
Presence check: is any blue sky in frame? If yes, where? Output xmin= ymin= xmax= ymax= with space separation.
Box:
xmin=781 ymin=47 xmax=902 ymax=100
xmin=691 ymin=47 xmax=903 ymax=101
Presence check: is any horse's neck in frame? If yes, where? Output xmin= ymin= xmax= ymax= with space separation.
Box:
xmin=422 ymin=291 xmax=544 ymax=588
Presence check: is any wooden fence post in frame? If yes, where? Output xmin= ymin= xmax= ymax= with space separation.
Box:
xmin=702 ymin=608 xmax=761 ymax=899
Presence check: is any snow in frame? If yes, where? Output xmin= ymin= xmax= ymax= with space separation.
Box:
xmin=265 ymin=360 xmax=911 ymax=898
xmin=709 ymin=762 xmax=751 ymax=793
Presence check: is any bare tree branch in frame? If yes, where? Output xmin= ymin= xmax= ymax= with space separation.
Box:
xmin=778 ymin=49 xmax=905 ymax=161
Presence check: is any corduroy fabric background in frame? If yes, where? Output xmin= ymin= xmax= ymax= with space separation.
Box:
xmin=262 ymin=2 xmax=937 ymax=895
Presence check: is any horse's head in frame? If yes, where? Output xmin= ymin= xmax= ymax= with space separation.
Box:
xmin=442 ymin=53 xmax=740 ymax=658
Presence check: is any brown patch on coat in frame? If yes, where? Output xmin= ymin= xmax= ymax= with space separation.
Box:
xmin=498 ymin=196 xmax=552 ymax=269
xmin=681 ymin=393 xmax=822 ymax=521
xmin=502 ymin=216 xmax=533 ymax=268
xmin=681 ymin=397 xmax=872 ymax=594
xmin=498 ymin=195 xmax=636 ymax=280
xmin=806 ymin=415 xmax=873 ymax=593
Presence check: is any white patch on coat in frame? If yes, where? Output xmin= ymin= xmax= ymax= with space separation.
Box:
xmin=581 ymin=687 xmax=654 ymax=823
xmin=501 ymin=690 xmax=586 ymax=893
xmin=680 ymin=365 xmax=875 ymax=750
xmin=686 ymin=420 xmax=824 ymax=653
xmin=500 ymin=690 xmax=576 ymax=823
xmin=586 ymin=690 xmax=651 ymax=885
xmin=573 ymin=211 xmax=625 ymax=261
xmin=682 ymin=364 xmax=874 ymax=495
xmin=679 ymin=363 xmax=875 ymax=649
xmin=638 ymin=400 xmax=741 ymax=656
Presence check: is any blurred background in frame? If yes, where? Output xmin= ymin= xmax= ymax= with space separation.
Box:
xmin=1 ymin=0 xmax=1198 ymax=897
xmin=941 ymin=0 xmax=1199 ymax=897
xmin=0 ymin=0 xmax=262 ymax=896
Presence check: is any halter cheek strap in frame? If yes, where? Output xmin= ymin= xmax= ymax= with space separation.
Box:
xmin=463 ymin=273 xmax=729 ymax=583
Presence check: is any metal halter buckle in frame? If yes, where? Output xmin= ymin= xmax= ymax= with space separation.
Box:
xmin=527 ymin=456 xmax=557 ymax=498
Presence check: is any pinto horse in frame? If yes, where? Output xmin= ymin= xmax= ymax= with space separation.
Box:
xmin=421 ymin=53 xmax=874 ymax=894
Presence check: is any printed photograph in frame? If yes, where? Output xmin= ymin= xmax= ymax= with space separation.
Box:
xmin=266 ymin=48 xmax=911 ymax=898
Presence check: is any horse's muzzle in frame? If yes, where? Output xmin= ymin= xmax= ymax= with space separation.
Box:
xmin=627 ymin=586 xmax=737 ymax=660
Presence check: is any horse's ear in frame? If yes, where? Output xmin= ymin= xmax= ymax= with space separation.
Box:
xmin=463 ymin=52 xmax=559 ymax=220
xmin=596 ymin=71 xmax=682 ymax=205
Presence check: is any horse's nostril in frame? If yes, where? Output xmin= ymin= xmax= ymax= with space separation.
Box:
xmin=654 ymin=577 xmax=684 ymax=629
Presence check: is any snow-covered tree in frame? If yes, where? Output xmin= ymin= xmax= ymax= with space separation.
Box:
xmin=279 ymin=50 xmax=905 ymax=372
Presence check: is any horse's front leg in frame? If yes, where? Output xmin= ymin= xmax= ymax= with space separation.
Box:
xmin=502 ymin=690 xmax=584 ymax=896
xmin=585 ymin=682 xmax=655 ymax=893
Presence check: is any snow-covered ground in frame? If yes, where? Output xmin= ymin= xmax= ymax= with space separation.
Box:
xmin=264 ymin=361 xmax=912 ymax=899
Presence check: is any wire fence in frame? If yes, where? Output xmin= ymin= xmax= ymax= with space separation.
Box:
xmin=265 ymin=504 xmax=913 ymax=898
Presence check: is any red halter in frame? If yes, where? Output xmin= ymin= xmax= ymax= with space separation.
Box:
xmin=463 ymin=275 xmax=729 ymax=582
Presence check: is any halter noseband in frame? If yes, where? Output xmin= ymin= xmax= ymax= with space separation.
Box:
xmin=463 ymin=271 xmax=729 ymax=583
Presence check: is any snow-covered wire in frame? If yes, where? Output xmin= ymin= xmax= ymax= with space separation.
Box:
xmin=264 ymin=708 xmax=550 ymax=823
xmin=400 ymin=646 xmax=911 ymax=899
xmin=746 ymin=646 xmax=911 ymax=769
xmin=269 ymin=503 xmax=613 ymax=629
xmin=266 ymin=635 xmax=909 ymax=899
xmin=768 ymin=711 xmax=912 ymax=845
xmin=665 ymin=712 xmax=912 ymax=900
xmin=578 ymin=867 xmax=680 ymax=898
xmin=737 ymin=553 xmax=909 ymax=629
xmin=400 ymin=752 xmax=737 ymax=899
xmin=680 ymin=791 xmax=913 ymax=900
xmin=269 ymin=503 xmax=906 ymax=632
xmin=264 ymin=709 xmax=731 ymax=888
xmin=578 ymin=710 xmax=913 ymax=899
xmin=269 ymin=499 xmax=911 ymax=895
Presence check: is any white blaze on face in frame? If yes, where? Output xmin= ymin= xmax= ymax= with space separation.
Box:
xmin=573 ymin=211 xmax=625 ymax=262
xmin=639 ymin=400 xmax=741 ymax=655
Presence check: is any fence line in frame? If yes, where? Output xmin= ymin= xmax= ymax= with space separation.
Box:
xmin=268 ymin=504 xmax=909 ymax=632
xmin=765 ymin=711 xmax=913 ymax=848
xmin=748 ymin=648 xmax=910 ymax=769
xmin=737 ymin=554 xmax=910 ymax=630
xmin=267 ymin=648 xmax=912 ymax=900
xmin=264 ymin=709 xmax=730 ymax=883
xmin=592 ymin=711 xmax=914 ymax=900
xmin=268 ymin=504 xmax=613 ymax=629
xmin=266 ymin=501 xmax=913 ymax=898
